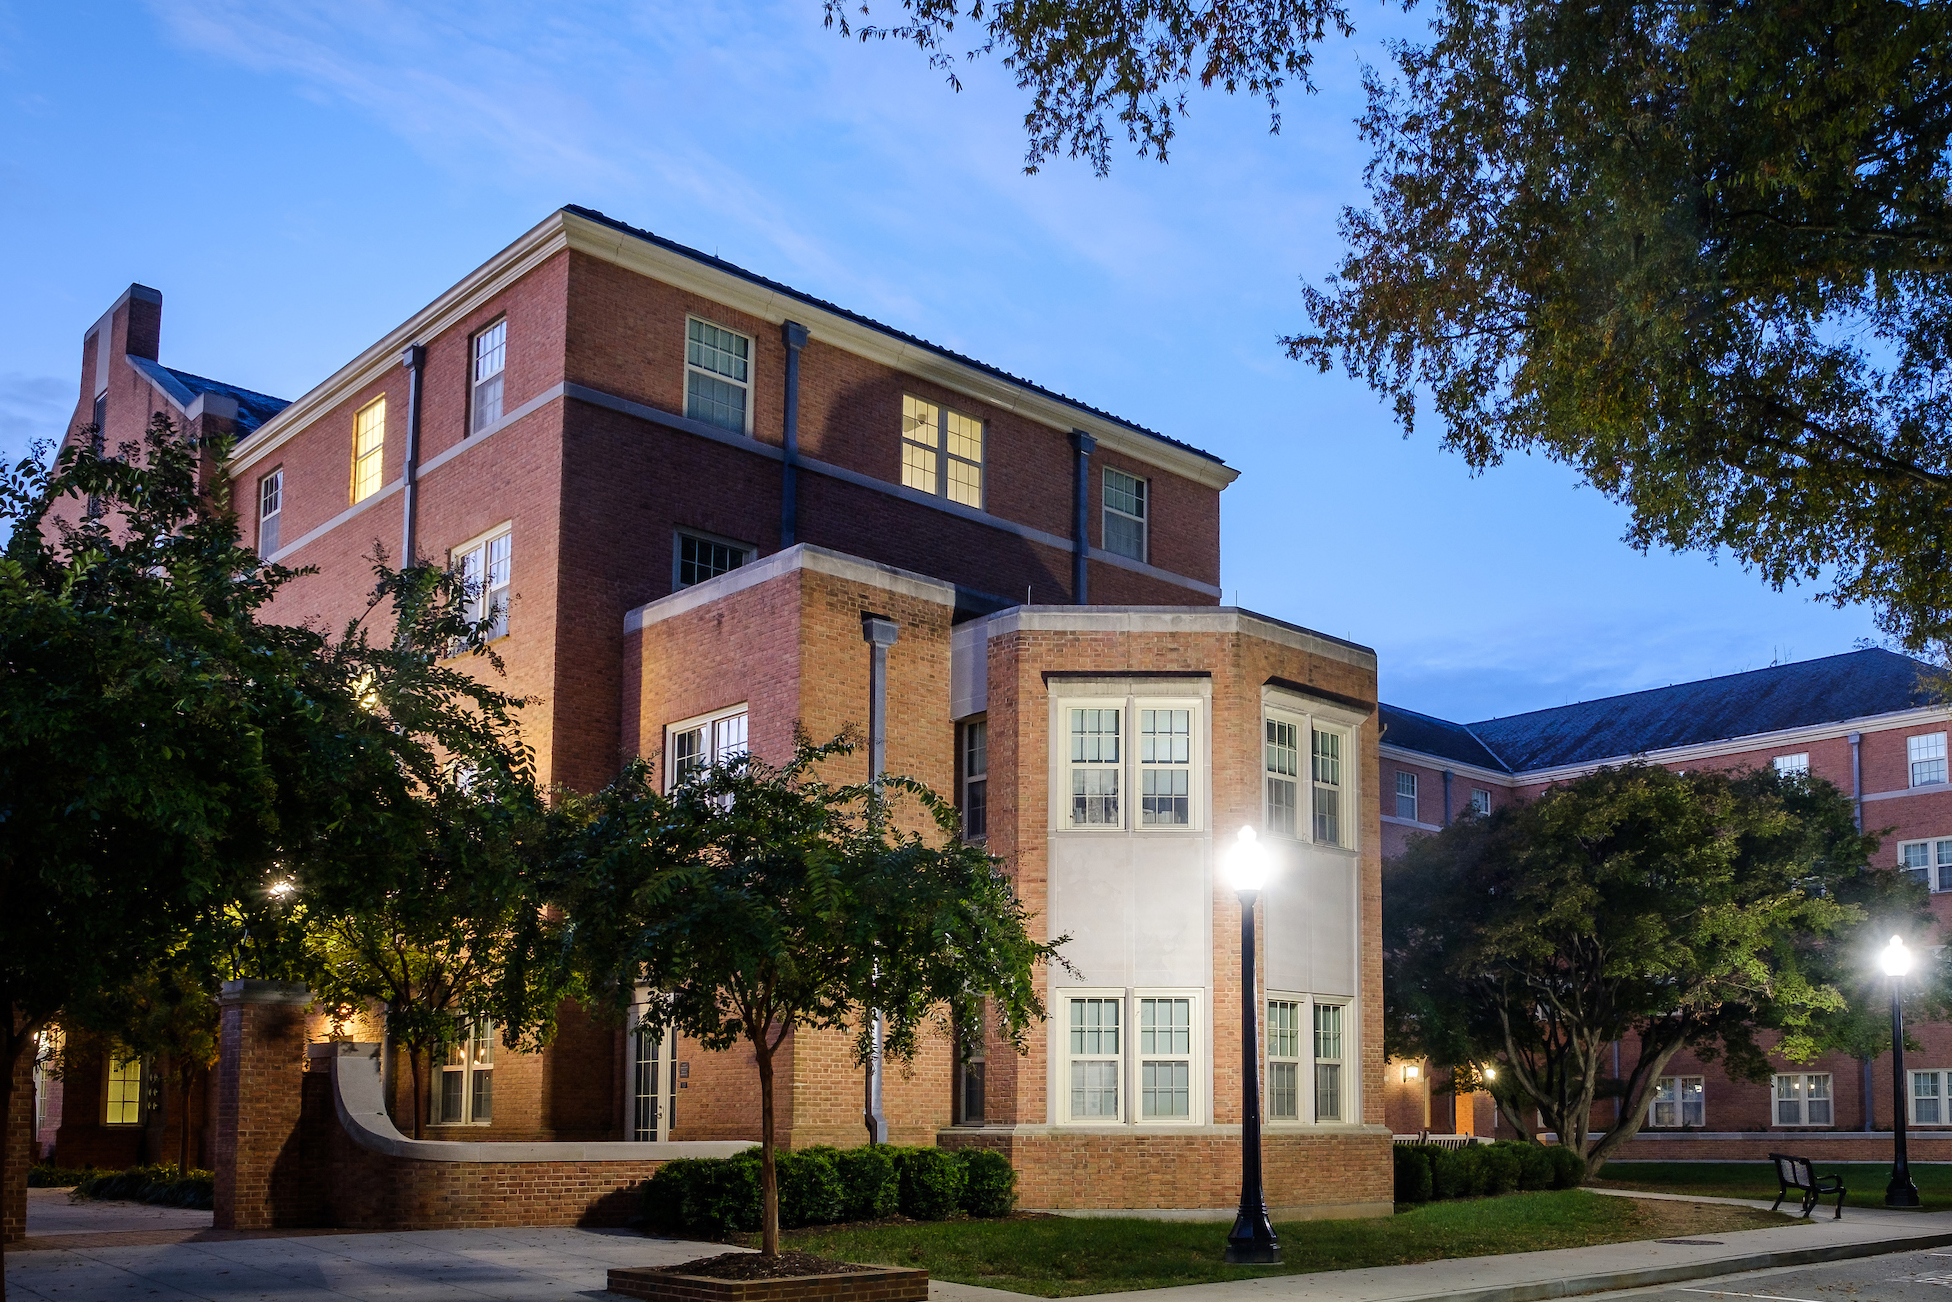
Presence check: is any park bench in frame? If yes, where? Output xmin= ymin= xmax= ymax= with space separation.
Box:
xmin=1768 ymin=1152 xmax=1845 ymax=1219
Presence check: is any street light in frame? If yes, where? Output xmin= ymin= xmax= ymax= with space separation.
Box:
xmin=1223 ymin=826 xmax=1281 ymax=1265
xmin=1883 ymin=934 xmax=1922 ymax=1208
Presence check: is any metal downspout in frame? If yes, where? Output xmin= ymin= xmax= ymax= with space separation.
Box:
xmin=861 ymin=614 xmax=899 ymax=1144
xmin=780 ymin=322 xmax=808 ymax=547
xmin=399 ymin=344 xmax=426 ymax=566
xmin=1442 ymin=770 xmax=1453 ymax=825
xmin=1068 ymin=430 xmax=1095 ymax=602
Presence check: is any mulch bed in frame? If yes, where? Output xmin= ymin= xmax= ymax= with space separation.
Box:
xmin=657 ymin=1251 xmax=876 ymax=1280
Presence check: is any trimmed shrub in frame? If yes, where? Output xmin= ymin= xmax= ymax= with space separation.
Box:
xmin=1392 ymin=1145 xmax=1434 ymax=1203
xmin=956 ymin=1148 xmax=1017 ymax=1217
xmin=836 ymin=1144 xmax=900 ymax=1221
xmin=643 ymin=1152 xmax=763 ymax=1237
xmin=776 ymin=1148 xmax=846 ymax=1229
xmin=28 ymin=1164 xmax=97 ymax=1188
xmin=641 ymin=1159 xmax=695 ymax=1233
xmin=1480 ymin=1144 xmax=1522 ymax=1196
xmin=1428 ymin=1146 xmax=1470 ymax=1200
xmin=896 ymin=1146 xmax=967 ymax=1221
xmin=70 ymin=1165 xmax=214 ymax=1210
xmin=1512 ymin=1142 xmax=1556 ymax=1191
xmin=1547 ymin=1144 xmax=1586 ymax=1189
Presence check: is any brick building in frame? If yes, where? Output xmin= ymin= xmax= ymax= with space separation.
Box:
xmin=22 ymin=206 xmax=1392 ymax=1233
xmin=1379 ymin=649 xmax=1952 ymax=1160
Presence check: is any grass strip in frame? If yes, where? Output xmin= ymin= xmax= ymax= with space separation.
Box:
xmin=774 ymin=1190 xmax=1792 ymax=1296
xmin=1597 ymin=1160 xmax=1952 ymax=1213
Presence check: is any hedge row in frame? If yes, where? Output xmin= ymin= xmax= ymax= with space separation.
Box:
xmin=1392 ymin=1141 xmax=1583 ymax=1203
xmin=46 ymin=1163 xmax=217 ymax=1209
xmin=643 ymin=1144 xmax=1015 ymax=1237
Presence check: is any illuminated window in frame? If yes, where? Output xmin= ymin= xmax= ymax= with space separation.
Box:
xmin=104 ymin=1049 xmax=143 ymax=1126
xmin=1773 ymin=1072 xmax=1832 ymax=1126
xmin=901 ymin=395 xmax=984 ymax=507
xmin=1103 ymin=467 xmax=1147 ymax=562
xmin=351 ymin=396 xmax=386 ymax=503
xmin=434 ymin=1017 xmax=494 ymax=1125
xmin=452 ymin=528 xmax=511 ymax=642
xmin=257 ymin=468 xmax=282 ymax=558
xmin=1649 ymin=1075 xmax=1704 ymax=1128
xmin=1268 ymin=999 xmax=1302 ymax=1120
xmin=471 ymin=319 xmax=506 ymax=432
xmin=685 ymin=319 xmax=750 ymax=433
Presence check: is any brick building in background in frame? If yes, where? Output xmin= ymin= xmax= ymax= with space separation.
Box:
xmin=1379 ymin=649 xmax=1952 ymax=1160
xmin=25 ymin=206 xmax=1392 ymax=1232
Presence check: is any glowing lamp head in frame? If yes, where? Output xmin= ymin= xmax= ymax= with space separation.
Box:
xmin=1226 ymin=825 xmax=1272 ymax=894
xmin=1882 ymin=934 xmax=1914 ymax=977
xmin=1483 ymin=1066 xmax=1497 ymax=1081
xmin=1402 ymin=1064 xmax=1420 ymax=1081
xmin=267 ymin=879 xmax=297 ymax=899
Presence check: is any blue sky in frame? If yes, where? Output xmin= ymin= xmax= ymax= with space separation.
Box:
xmin=0 ymin=0 xmax=1884 ymax=722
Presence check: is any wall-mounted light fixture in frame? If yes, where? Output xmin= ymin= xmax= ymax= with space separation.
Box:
xmin=1403 ymin=1064 xmax=1420 ymax=1082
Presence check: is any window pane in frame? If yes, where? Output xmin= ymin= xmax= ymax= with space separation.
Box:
xmin=472 ymin=321 xmax=507 ymax=431
xmin=1072 ymin=769 xmax=1119 ymax=825
xmin=352 ymin=398 xmax=386 ymax=502
xmin=1395 ymin=771 xmax=1417 ymax=821
xmin=1314 ymin=1063 xmax=1342 ymax=1121
xmin=1313 ymin=730 xmax=1343 ymax=845
xmin=439 ymin=1069 xmax=464 ymax=1123
xmin=1911 ymin=732 xmax=1948 ymax=786
xmin=258 ymin=470 xmax=282 ymax=557
xmin=1471 ymin=788 xmax=1491 ymax=816
xmin=1072 ymin=709 xmax=1120 ymax=762
xmin=1141 ymin=1061 xmax=1190 ymax=1117
xmin=1103 ymin=467 xmax=1146 ymax=561
xmin=105 ymin=1052 xmax=142 ymax=1125
xmin=1069 ymin=998 xmax=1119 ymax=1055
xmin=674 ymin=726 xmax=706 ymax=782
xmin=687 ymin=370 xmax=747 ymax=433
xmin=1139 ymin=999 xmax=1190 ymax=1054
xmin=1268 ymin=1001 xmax=1299 ymax=1059
xmin=687 ymin=319 xmax=749 ymax=382
xmin=1681 ymin=1077 xmax=1704 ymax=1127
xmin=1071 ymin=1060 xmax=1119 ymax=1117
xmin=1807 ymin=1074 xmax=1832 ymax=1125
xmin=1269 ymin=1061 xmax=1298 ymax=1120
xmin=632 ymin=1025 xmax=662 ymax=1140
xmin=945 ymin=408 xmax=983 ymax=507
xmin=1140 ymin=709 xmax=1191 ymax=826
xmin=902 ymin=396 xmax=940 ymax=494
xmin=1103 ymin=512 xmax=1145 ymax=561
xmin=1267 ymin=778 xmax=1296 ymax=837
xmin=1775 ymin=1074 xmax=1799 ymax=1125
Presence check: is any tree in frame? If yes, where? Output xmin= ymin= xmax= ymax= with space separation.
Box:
xmin=1293 ymin=0 xmax=1952 ymax=649
xmin=522 ymin=736 xmax=1065 ymax=1257
xmin=1384 ymin=763 xmax=1922 ymax=1177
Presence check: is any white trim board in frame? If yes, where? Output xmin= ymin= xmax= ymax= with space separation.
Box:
xmin=624 ymin=543 xmax=957 ymax=633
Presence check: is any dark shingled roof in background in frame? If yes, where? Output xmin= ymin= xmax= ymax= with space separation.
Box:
xmin=162 ymin=366 xmax=290 ymax=434
xmin=1385 ymin=648 xmax=1941 ymax=775
xmin=564 ymin=205 xmax=1228 ymax=470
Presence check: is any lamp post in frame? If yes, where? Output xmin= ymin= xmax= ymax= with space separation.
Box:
xmin=1883 ymin=935 xmax=1922 ymax=1208
xmin=1224 ymin=826 xmax=1281 ymax=1265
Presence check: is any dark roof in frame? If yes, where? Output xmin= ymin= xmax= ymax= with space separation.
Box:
xmin=1379 ymin=704 xmax=1512 ymax=773
xmin=161 ymin=366 xmax=290 ymax=434
xmin=1385 ymin=649 xmax=1942 ymax=775
xmin=563 ymin=205 xmax=1227 ymax=470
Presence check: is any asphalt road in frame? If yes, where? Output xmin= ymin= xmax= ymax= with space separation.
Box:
xmin=1587 ymin=1245 xmax=1952 ymax=1300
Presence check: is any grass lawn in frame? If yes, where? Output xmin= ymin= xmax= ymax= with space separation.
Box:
xmin=762 ymin=1191 xmax=1793 ymax=1296
xmin=1597 ymin=1160 xmax=1952 ymax=1212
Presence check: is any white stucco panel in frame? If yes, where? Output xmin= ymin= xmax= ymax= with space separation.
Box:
xmin=1048 ymin=833 xmax=1211 ymax=990
xmin=1261 ymin=847 xmax=1358 ymax=999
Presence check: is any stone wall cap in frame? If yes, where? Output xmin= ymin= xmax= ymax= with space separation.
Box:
xmin=219 ymin=979 xmax=313 ymax=1005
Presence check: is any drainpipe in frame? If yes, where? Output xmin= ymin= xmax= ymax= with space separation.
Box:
xmin=1848 ymin=732 xmax=1864 ymax=832
xmin=1068 ymin=430 xmax=1095 ymax=603
xmin=1442 ymin=770 xmax=1454 ymax=825
xmin=398 ymin=344 xmax=426 ymax=566
xmin=861 ymin=614 xmax=899 ymax=1144
xmin=780 ymin=322 xmax=808 ymax=547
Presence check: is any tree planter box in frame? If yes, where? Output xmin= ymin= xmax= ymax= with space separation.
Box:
xmin=606 ymin=1264 xmax=928 ymax=1302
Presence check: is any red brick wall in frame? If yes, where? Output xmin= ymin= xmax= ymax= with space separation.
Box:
xmin=3 ymin=1047 xmax=32 ymax=1244
xmin=212 ymin=986 xmax=319 ymax=1230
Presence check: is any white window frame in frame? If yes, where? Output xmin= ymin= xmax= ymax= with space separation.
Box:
xmin=664 ymin=702 xmax=750 ymax=791
xmin=1911 ymin=732 xmax=1948 ymax=787
xmin=1312 ymin=724 xmax=1353 ymax=850
xmin=1648 ymin=1075 xmax=1705 ymax=1128
xmin=900 ymin=394 xmax=985 ymax=508
xmin=684 ymin=316 xmax=753 ymax=435
xmin=1394 ymin=770 xmax=1418 ymax=821
xmin=1266 ymin=992 xmax=1308 ymax=1125
xmin=257 ymin=466 xmax=283 ymax=558
xmin=433 ymin=1015 xmax=494 ymax=1126
xmin=471 ymin=317 xmax=507 ymax=433
xmin=1470 ymin=787 xmax=1491 ymax=816
xmin=1060 ymin=989 xmax=1128 ymax=1124
xmin=1102 ymin=466 xmax=1147 ymax=562
xmin=630 ymin=1009 xmax=679 ymax=1142
xmin=1913 ymin=1068 xmax=1950 ymax=1126
xmin=672 ymin=528 xmax=754 ymax=590
xmin=451 ymin=522 xmax=513 ymax=642
xmin=1261 ymin=689 xmax=1362 ymax=853
xmin=1772 ymin=752 xmax=1810 ymax=778
xmin=1311 ymin=999 xmax=1349 ymax=1123
xmin=961 ymin=717 xmax=988 ymax=841
xmin=1134 ymin=988 xmax=1203 ymax=1126
xmin=1773 ymin=1072 xmax=1834 ymax=1127
xmin=1264 ymin=714 xmax=1303 ymax=838
xmin=1051 ymin=684 xmax=1208 ymax=834
xmin=351 ymin=395 xmax=386 ymax=504
xmin=1899 ymin=837 xmax=1952 ymax=893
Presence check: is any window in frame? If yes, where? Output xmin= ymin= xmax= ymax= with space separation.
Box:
xmin=669 ymin=707 xmax=749 ymax=788
xmin=1313 ymin=1003 xmax=1344 ymax=1122
xmin=434 ymin=1017 xmax=494 ymax=1125
xmin=1649 ymin=1076 xmax=1705 ymax=1128
xmin=1267 ymin=999 xmax=1302 ymax=1121
xmin=900 ymin=396 xmax=984 ymax=508
xmin=1138 ymin=997 xmax=1193 ymax=1119
xmin=104 ymin=1048 xmax=143 ymax=1126
xmin=1470 ymin=788 xmax=1491 ymax=817
xmin=1266 ymin=719 xmax=1300 ymax=837
xmin=1103 ymin=467 xmax=1147 ymax=562
xmin=674 ymin=531 xmax=751 ymax=589
xmin=257 ymin=468 xmax=282 ymax=558
xmin=1900 ymin=838 xmax=1952 ymax=891
xmin=1911 ymin=733 xmax=1948 ymax=787
xmin=454 ymin=528 xmax=512 ymax=641
xmin=1915 ymin=1070 xmax=1947 ymax=1126
xmin=961 ymin=720 xmax=988 ymax=840
xmin=1312 ymin=729 xmax=1344 ymax=846
xmin=1395 ymin=771 xmax=1418 ymax=821
xmin=471 ymin=319 xmax=506 ymax=432
xmin=685 ymin=318 xmax=750 ymax=433
xmin=351 ymin=396 xmax=386 ymax=503
xmin=1773 ymin=1072 xmax=1833 ymax=1126
xmin=1066 ymin=997 xmax=1121 ymax=1121
xmin=957 ymin=1008 xmax=986 ymax=1125
xmin=631 ymin=1019 xmax=678 ymax=1141
xmin=1773 ymin=753 xmax=1810 ymax=778
xmin=1069 ymin=708 xmax=1121 ymax=827
xmin=1140 ymin=709 xmax=1191 ymax=826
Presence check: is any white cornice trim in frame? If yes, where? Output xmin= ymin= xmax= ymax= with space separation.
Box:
xmin=983 ymin=606 xmax=1376 ymax=671
xmin=1381 ymin=813 xmax=1443 ymax=832
xmin=623 ymin=543 xmax=957 ymax=634
xmin=1377 ymin=743 xmax=1515 ymax=788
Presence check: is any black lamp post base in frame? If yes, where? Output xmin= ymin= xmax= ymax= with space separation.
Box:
xmin=1224 ymin=1211 xmax=1282 ymax=1265
xmin=1887 ymin=1177 xmax=1922 ymax=1208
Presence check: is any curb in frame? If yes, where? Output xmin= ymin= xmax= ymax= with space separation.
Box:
xmin=1406 ymin=1227 xmax=1952 ymax=1302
